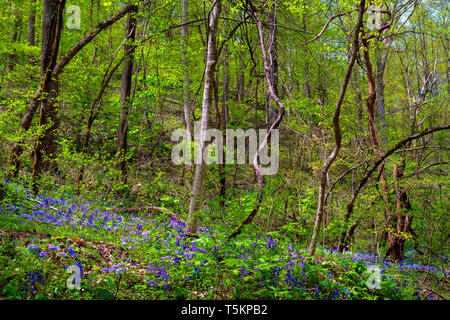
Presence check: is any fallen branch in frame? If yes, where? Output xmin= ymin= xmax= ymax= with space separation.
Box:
xmin=112 ymin=206 xmax=182 ymax=222
xmin=28 ymin=198 xmax=60 ymax=212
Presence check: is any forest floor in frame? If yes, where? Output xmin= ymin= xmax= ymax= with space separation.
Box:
xmin=0 ymin=182 xmax=448 ymax=300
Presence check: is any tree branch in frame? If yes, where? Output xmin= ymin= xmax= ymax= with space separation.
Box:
xmin=53 ymin=3 xmax=138 ymax=77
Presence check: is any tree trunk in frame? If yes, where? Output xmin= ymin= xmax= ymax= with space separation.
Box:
xmin=219 ymin=45 xmax=229 ymax=210
xmin=77 ymin=56 xmax=125 ymax=185
xmin=266 ymin=2 xmax=278 ymax=124
xmin=375 ymin=37 xmax=392 ymax=145
xmin=8 ymin=4 xmax=22 ymax=71
xmin=117 ymin=8 xmax=137 ymax=186
xmin=386 ymin=162 xmax=412 ymax=261
xmin=180 ymin=0 xmax=192 ymax=187
xmin=225 ymin=2 xmax=286 ymax=242
xmin=235 ymin=56 xmax=245 ymax=102
xmin=181 ymin=0 xmax=192 ymax=137
xmin=185 ymin=0 xmax=221 ymax=236
xmin=301 ymin=16 xmax=311 ymax=100
xmin=31 ymin=0 xmax=66 ymax=190
xmin=27 ymin=0 xmax=36 ymax=47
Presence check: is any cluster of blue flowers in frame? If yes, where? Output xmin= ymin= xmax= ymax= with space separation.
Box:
xmin=25 ymin=269 xmax=44 ymax=293
xmin=103 ymin=263 xmax=127 ymax=275
xmin=2 ymin=182 xmax=448 ymax=299
xmin=266 ymin=236 xmax=277 ymax=250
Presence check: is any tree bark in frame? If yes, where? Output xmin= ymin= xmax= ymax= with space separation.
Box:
xmin=301 ymin=16 xmax=311 ymax=99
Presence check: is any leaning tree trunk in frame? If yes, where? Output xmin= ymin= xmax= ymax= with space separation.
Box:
xmin=185 ymin=0 xmax=221 ymax=236
xmin=31 ymin=0 xmax=66 ymax=191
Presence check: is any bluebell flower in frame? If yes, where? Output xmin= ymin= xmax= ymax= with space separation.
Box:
xmin=66 ymin=246 xmax=77 ymax=258
xmin=48 ymin=244 xmax=61 ymax=251
xmin=266 ymin=236 xmax=277 ymax=250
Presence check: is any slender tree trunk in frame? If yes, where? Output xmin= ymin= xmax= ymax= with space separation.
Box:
xmin=117 ymin=8 xmax=137 ymax=187
xmin=235 ymin=54 xmax=245 ymax=102
xmin=8 ymin=5 xmax=22 ymax=71
xmin=446 ymin=36 xmax=449 ymax=95
xmin=287 ymin=44 xmax=293 ymax=99
xmin=77 ymin=56 xmax=125 ymax=185
xmin=219 ymin=45 xmax=229 ymax=210
xmin=266 ymin=1 xmax=278 ymax=124
xmin=301 ymin=16 xmax=311 ymax=100
xmin=181 ymin=0 xmax=192 ymax=136
xmin=27 ymin=0 xmax=37 ymax=67
xmin=180 ymin=0 xmax=192 ymax=187
xmin=308 ymin=0 xmax=365 ymax=256
xmin=27 ymin=0 xmax=36 ymax=47
xmin=375 ymin=36 xmax=392 ymax=144
xmin=351 ymin=66 xmax=363 ymax=121
xmin=185 ymin=0 xmax=221 ymax=235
